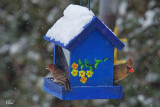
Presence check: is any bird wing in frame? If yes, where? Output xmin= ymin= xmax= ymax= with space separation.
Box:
xmin=114 ymin=64 xmax=128 ymax=81
xmin=54 ymin=69 xmax=69 ymax=82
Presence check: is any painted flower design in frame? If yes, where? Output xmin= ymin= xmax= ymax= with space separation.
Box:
xmin=71 ymin=62 xmax=78 ymax=70
xmin=71 ymin=69 xmax=78 ymax=77
xmin=80 ymin=77 xmax=87 ymax=84
xmin=86 ymin=70 xmax=94 ymax=78
xmin=79 ymin=70 xmax=85 ymax=77
xmin=71 ymin=58 xmax=109 ymax=84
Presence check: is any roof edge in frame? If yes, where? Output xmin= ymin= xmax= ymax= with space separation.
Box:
xmin=43 ymin=16 xmax=97 ymax=51
xmin=95 ymin=18 xmax=125 ymax=50
xmin=66 ymin=17 xmax=97 ymax=51
xmin=43 ymin=36 xmax=67 ymax=49
xmin=43 ymin=16 xmax=125 ymax=51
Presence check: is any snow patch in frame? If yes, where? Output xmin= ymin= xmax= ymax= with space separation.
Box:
xmin=0 ymin=44 xmax=10 ymax=54
xmin=148 ymin=1 xmax=156 ymax=8
xmin=137 ymin=94 xmax=145 ymax=102
xmin=31 ymin=0 xmax=39 ymax=4
xmin=145 ymin=72 xmax=158 ymax=82
xmin=92 ymin=99 xmax=108 ymax=105
xmin=116 ymin=17 xmax=124 ymax=26
xmin=47 ymin=7 xmax=59 ymax=23
xmin=140 ymin=10 xmax=155 ymax=29
xmin=46 ymin=4 xmax=94 ymax=46
xmin=28 ymin=51 xmax=40 ymax=61
xmin=47 ymin=43 xmax=54 ymax=52
xmin=129 ymin=97 xmax=137 ymax=105
xmin=119 ymin=1 xmax=128 ymax=15
xmin=9 ymin=37 xmax=27 ymax=55
xmin=127 ymin=12 xmax=135 ymax=20
xmin=23 ymin=13 xmax=30 ymax=20
xmin=143 ymin=98 xmax=153 ymax=105
xmin=32 ymin=95 xmax=39 ymax=102
xmin=7 ymin=15 xmax=15 ymax=21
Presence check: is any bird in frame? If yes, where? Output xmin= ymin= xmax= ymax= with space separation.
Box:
xmin=113 ymin=58 xmax=134 ymax=85
xmin=46 ymin=64 xmax=71 ymax=90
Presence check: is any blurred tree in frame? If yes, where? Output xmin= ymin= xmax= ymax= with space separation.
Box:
xmin=99 ymin=0 xmax=118 ymax=30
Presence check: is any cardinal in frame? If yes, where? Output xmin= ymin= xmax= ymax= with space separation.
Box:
xmin=46 ymin=64 xmax=71 ymax=90
xmin=113 ymin=58 xmax=134 ymax=85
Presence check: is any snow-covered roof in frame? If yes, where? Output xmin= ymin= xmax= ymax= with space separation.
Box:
xmin=46 ymin=4 xmax=94 ymax=46
xmin=44 ymin=4 xmax=125 ymax=51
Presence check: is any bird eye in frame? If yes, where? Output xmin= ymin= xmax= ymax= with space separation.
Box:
xmin=127 ymin=66 xmax=131 ymax=69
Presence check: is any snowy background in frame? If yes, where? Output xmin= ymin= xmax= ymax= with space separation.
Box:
xmin=0 ymin=0 xmax=160 ymax=107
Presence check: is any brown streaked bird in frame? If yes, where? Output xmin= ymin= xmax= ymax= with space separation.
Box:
xmin=113 ymin=58 xmax=134 ymax=84
xmin=46 ymin=64 xmax=71 ymax=90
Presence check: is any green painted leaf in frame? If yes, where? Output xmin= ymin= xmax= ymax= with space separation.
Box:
xmin=85 ymin=64 xmax=89 ymax=68
xmin=97 ymin=59 xmax=102 ymax=63
xmin=104 ymin=58 xmax=108 ymax=62
xmin=95 ymin=58 xmax=97 ymax=63
xmin=95 ymin=63 xmax=98 ymax=69
xmin=81 ymin=65 xmax=84 ymax=69
xmin=78 ymin=59 xmax=82 ymax=65
xmin=89 ymin=66 xmax=93 ymax=70
xmin=85 ymin=59 xmax=89 ymax=64
xmin=95 ymin=58 xmax=102 ymax=63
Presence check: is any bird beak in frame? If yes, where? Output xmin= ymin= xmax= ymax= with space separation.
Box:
xmin=129 ymin=68 xmax=134 ymax=73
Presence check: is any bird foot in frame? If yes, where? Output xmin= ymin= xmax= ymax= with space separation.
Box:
xmin=53 ymin=79 xmax=58 ymax=83
xmin=48 ymin=77 xmax=54 ymax=81
xmin=113 ymin=83 xmax=119 ymax=86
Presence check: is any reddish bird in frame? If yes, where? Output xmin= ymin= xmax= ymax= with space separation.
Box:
xmin=46 ymin=64 xmax=71 ymax=90
xmin=113 ymin=58 xmax=134 ymax=84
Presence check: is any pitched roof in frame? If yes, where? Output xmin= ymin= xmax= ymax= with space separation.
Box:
xmin=45 ymin=4 xmax=94 ymax=46
xmin=44 ymin=16 xmax=125 ymax=51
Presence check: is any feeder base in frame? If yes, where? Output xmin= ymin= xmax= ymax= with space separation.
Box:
xmin=43 ymin=78 xmax=123 ymax=100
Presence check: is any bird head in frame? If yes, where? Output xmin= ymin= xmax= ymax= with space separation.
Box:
xmin=126 ymin=58 xmax=134 ymax=74
xmin=46 ymin=64 xmax=56 ymax=72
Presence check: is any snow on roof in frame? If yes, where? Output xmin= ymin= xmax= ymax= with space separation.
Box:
xmin=46 ymin=4 xmax=95 ymax=46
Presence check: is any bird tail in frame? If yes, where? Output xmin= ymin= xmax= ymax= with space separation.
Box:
xmin=64 ymin=81 xmax=71 ymax=90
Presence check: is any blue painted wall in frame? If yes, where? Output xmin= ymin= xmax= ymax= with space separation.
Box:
xmin=69 ymin=28 xmax=114 ymax=87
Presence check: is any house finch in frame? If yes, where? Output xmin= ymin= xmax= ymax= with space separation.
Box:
xmin=113 ymin=58 xmax=134 ymax=85
xmin=46 ymin=64 xmax=71 ymax=90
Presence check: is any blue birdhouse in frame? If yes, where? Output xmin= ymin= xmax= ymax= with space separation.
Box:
xmin=43 ymin=4 xmax=125 ymax=100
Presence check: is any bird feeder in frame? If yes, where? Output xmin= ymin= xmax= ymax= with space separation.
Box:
xmin=43 ymin=4 xmax=125 ymax=100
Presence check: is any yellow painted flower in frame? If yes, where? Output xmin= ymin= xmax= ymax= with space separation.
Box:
xmin=71 ymin=62 xmax=78 ymax=70
xmin=86 ymin=70 xmax=94 ymax=78
xmin=71 ymin=69 xmax=78 ymax=77
xmin=80 ymin=77 xmax=87 ymax=84
xmin=79 ymin=70 xmax=85 ymax=77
